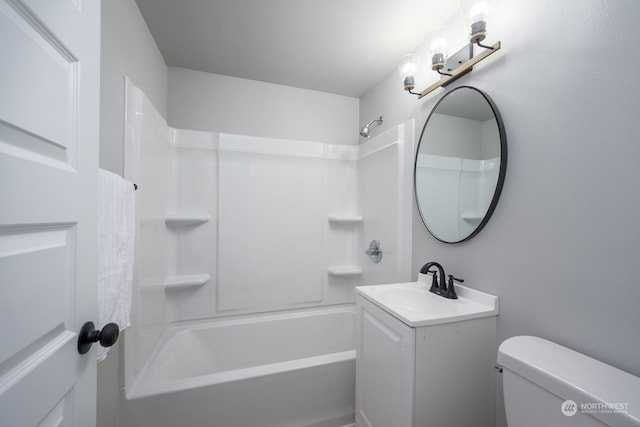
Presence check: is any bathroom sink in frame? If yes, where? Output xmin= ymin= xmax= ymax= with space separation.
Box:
xmin=370 ymin=285 xmax=463 ymax=316
xmin=355 ymin=274 xmax=498 ymax=327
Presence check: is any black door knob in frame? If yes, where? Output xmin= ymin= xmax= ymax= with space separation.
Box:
xmin=77 ymin=321 xmax=119 ymax=354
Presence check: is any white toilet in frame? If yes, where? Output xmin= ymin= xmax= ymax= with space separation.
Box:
xmin=498 ymin=336 xmax=640 ymax=427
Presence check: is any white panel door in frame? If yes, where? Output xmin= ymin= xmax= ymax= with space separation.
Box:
xmin=0 ymin=0 xmax=100 ymax=425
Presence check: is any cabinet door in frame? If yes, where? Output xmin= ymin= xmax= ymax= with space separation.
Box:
xmin=356 ymin=298 xmax=415 ymax=427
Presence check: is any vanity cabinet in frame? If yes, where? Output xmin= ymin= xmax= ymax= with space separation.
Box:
xmin=355 ymin=295 xmax=496 ymax=427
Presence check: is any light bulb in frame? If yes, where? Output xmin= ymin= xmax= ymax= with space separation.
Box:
xmin=461 ymin=0 xmax=491 ymax=43
xmin=397 ymin=54 xmax=421 ymax=91
xmin=428 ymin=27 xmax=449 ymax=71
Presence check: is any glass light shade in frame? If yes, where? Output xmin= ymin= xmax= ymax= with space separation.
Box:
xmin=461 ymin=0 xmax=491 ymax=43
xmin=428 ymin=27 xmax=449 ymax=71
xmin=397 ymin=54 xmax=421 ymax=91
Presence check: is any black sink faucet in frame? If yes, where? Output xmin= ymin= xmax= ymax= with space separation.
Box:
xmin=420 ymin=262 xmax=463 ymax=299
xmin=420 ymin=262 xmax=446 ymax=296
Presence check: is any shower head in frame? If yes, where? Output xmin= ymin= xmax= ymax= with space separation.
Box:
xmin=359 ymin=126 xmax=371 ymax=138
xmin=359 ymin=116 xmax=383 ymax=138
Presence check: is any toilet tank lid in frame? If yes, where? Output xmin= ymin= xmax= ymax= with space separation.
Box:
xmin=498 ymin=336 xmax=640 ymax=427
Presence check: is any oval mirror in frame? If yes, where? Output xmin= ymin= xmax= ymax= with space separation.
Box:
xmin=415 ymin=86 xmax=507 ymax=243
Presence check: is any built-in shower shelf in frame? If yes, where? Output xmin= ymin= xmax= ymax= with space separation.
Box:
xmin=164 ymin=274 xmax=210 ymax=291
xmin=328 ymin=215 xmax=363 ymax=224
xmin=327 ymin=266 xmax=363 ymax=277
xmin=164 ymin=213 xmax=211 ymax=226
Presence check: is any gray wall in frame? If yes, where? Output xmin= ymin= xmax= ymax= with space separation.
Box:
xmin=98 ymin=1 xmax=168 ymax=426
xmin=100 ymin=0 xmax=168 ymax=175
xmin=361 ymin=0 xmax=640 ymax=425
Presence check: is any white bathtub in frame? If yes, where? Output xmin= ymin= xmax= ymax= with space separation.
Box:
xmin=121 ymin=305 xmax=356 ymax=427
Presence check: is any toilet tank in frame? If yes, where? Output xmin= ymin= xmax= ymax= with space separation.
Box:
xmin=498 ymin=336 xmax=640 ymax=427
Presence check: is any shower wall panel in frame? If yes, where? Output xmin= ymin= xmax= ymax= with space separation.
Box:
xmin=359 ymin=120 xmax=414 ymax=286
xmin=165 ymin=130 xmax=218 ymax=322
xmin=217 ymin=147 xmax=324 ymax=311
xmin=123 ymin=79 xmax=172 ymax=386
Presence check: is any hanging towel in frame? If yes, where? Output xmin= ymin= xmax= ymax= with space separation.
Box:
xmin=97 ymin=169 xmax=135 ymax=361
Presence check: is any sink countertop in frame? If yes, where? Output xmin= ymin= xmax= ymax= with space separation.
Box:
xmin=355 ymin=273 xmax=499 ymax=327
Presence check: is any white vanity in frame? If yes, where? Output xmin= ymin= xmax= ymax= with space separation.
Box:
xmin=355 ymin=273 xmax=498 ymax=427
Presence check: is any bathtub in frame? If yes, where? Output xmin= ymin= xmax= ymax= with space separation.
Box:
xmin=121 ymin=305 xmax=356 ymax=427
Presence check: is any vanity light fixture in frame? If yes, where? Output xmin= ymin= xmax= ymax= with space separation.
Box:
xmin=429 ymin=27 xmax=450 ymax=75
xmin=397 ymin=54 xmax=421 ymax=95
xmin=462 ymin=0 xmax=492 ymax=46
xmin=399 ymin=0 xmax=501 ymax=99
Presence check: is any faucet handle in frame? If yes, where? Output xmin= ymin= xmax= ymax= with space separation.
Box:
xmin=427 ymin=269 xmax=441 ymax=294
xmin=445 ymin=275 xmax=463 ymax=299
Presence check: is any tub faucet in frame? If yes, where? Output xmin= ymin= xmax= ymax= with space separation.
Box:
xmin=419 ymin=262 xmax=446 ymax=296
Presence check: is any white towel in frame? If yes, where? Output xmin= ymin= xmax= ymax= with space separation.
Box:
xmin=97 ymin=169 xmax=135 ymax=361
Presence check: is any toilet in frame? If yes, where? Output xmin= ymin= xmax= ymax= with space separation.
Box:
xmin=498 ymin=336 xmax=640 ymax=427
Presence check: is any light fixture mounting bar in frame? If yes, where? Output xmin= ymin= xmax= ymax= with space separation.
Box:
xmin=439 ymin=44 xmax=473 ymax=85
xmin=418 ymin=41 xmax=501 ymax=99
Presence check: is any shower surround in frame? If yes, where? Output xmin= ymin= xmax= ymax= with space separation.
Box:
xmin=121 ymin=79 xmax=414 ymax=426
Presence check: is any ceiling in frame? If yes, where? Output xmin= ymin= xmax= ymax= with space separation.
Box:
xmin=134 ymin=0 xmax=460 ymax=98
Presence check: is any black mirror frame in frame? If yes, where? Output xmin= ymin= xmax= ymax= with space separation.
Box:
xmin=414 ymin=86 xmax=507 ymax=244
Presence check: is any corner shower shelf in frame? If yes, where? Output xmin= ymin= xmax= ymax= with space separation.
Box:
xmin=328 ymin=215 xmax=363 ymax=224
xmin=164 ymin=274 xmax=210 ymax=292
xmin=164 ymin=213 xmax=211 ymax=226
xmin=327 ymin=266 xmax=363 ymax=277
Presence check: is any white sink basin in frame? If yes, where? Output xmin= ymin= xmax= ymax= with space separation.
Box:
xmin=371 ymin=284 xmax=463 ymax=315
xmin=355 ymin=273 xmax=498 ymax=327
